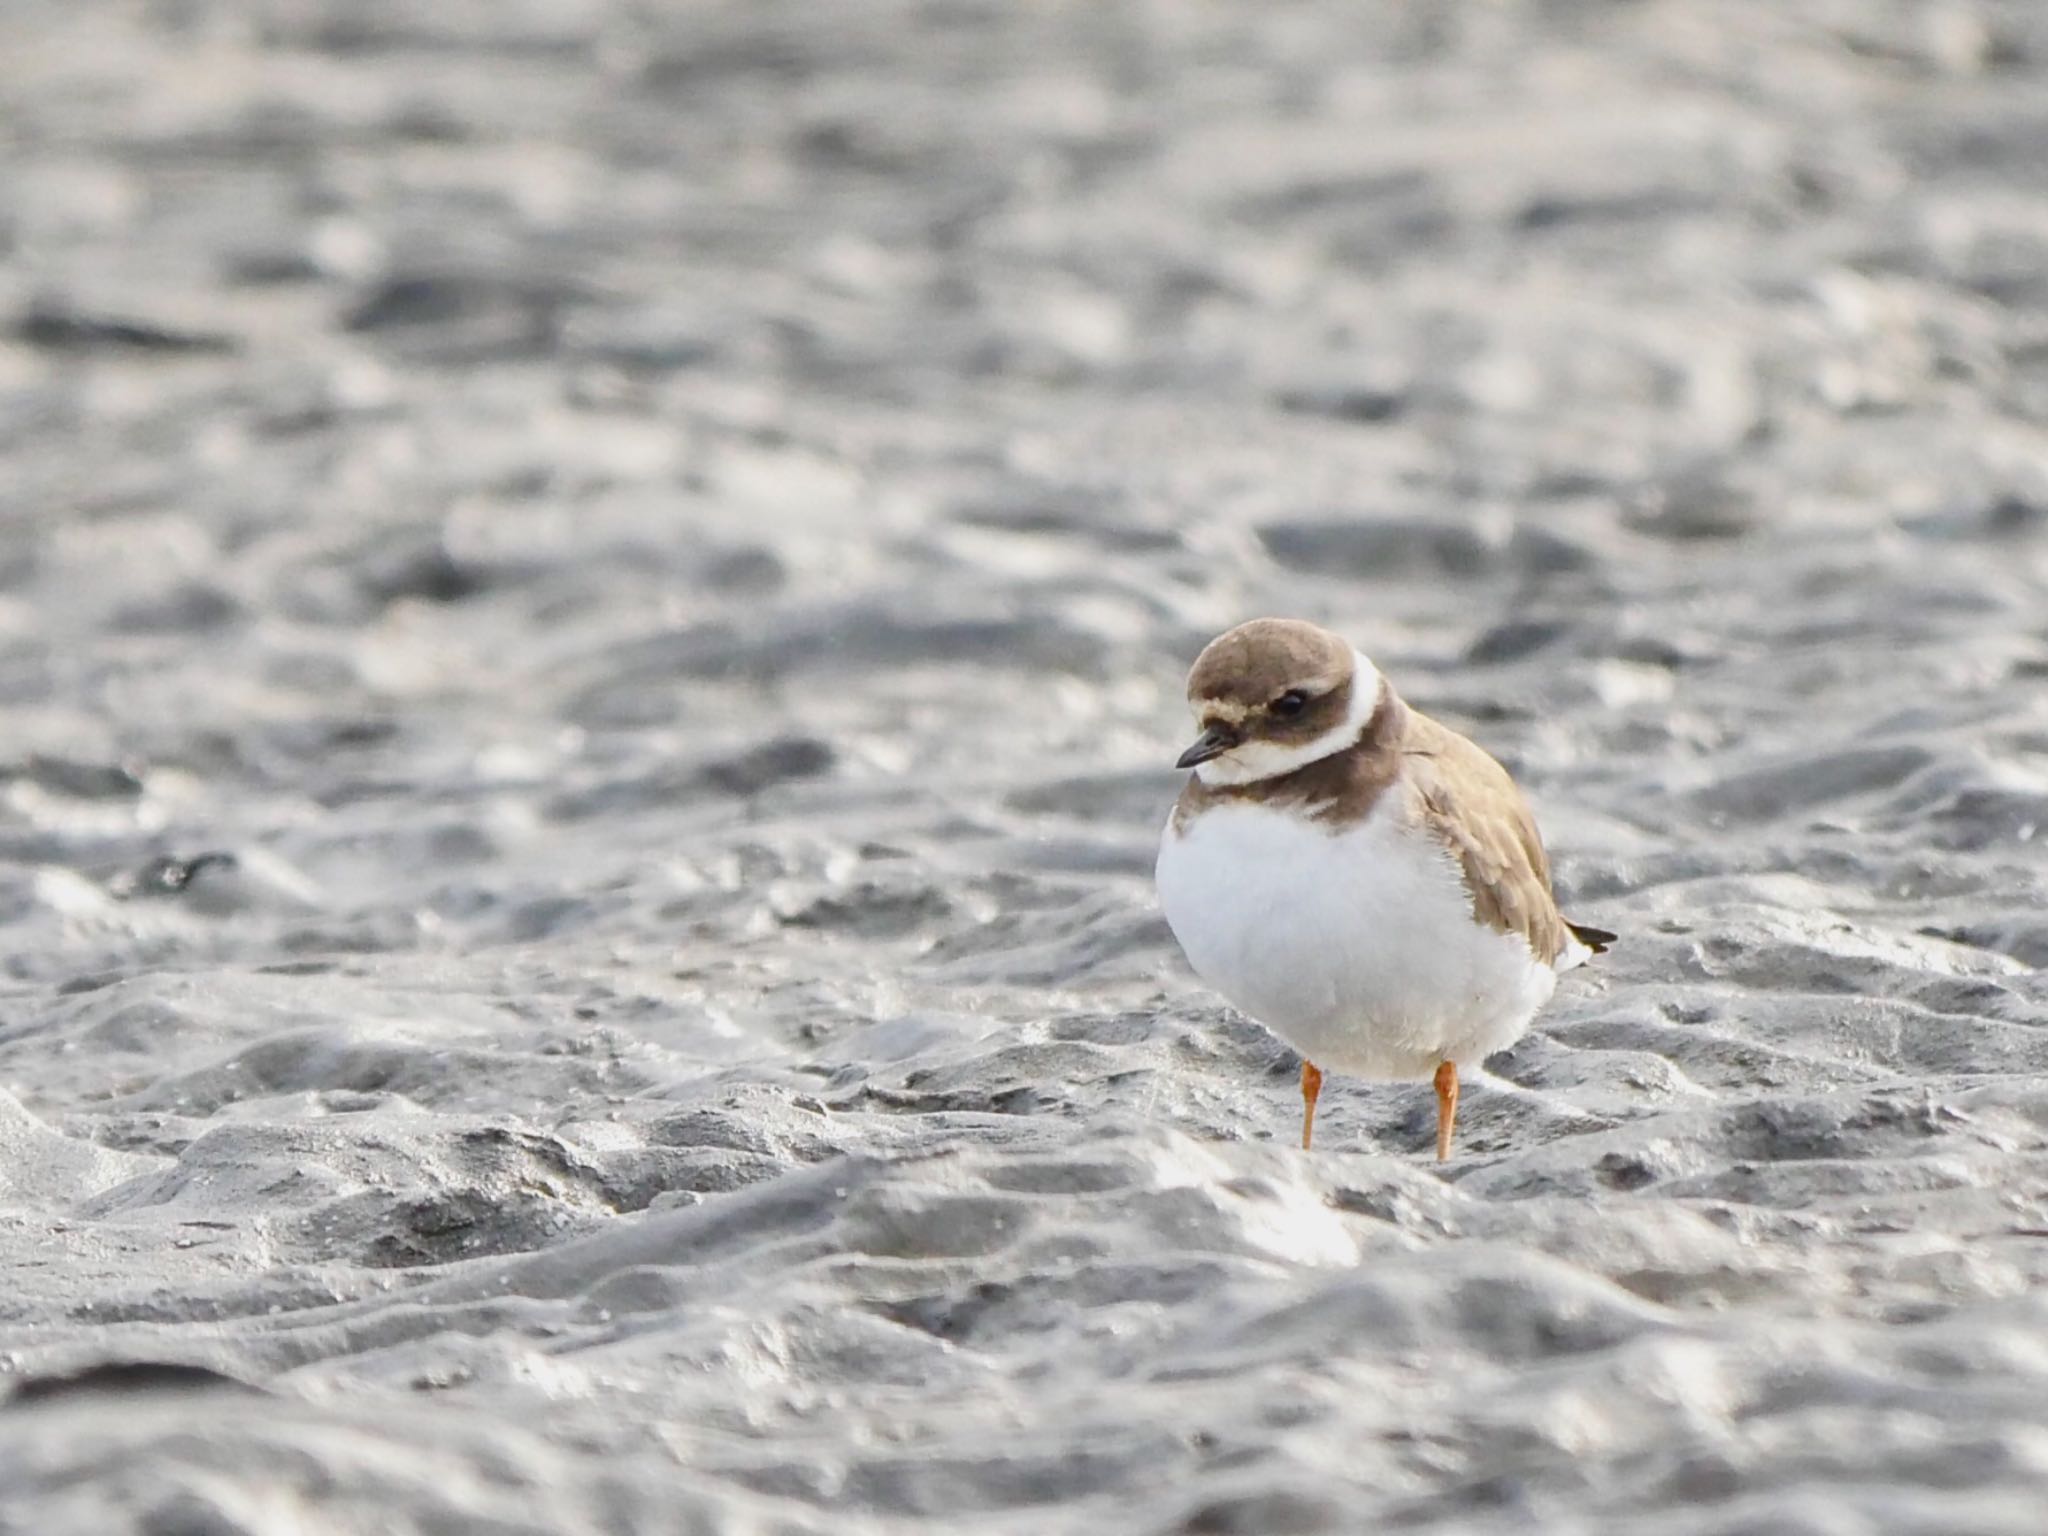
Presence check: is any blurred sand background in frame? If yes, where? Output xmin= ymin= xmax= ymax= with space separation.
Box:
xmin=4 ymin=1 xmax=2048 ymax=1531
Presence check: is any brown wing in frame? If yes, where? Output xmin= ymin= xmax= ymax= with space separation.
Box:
xmin=1400 ymin=709 xmax=1572 ymax=965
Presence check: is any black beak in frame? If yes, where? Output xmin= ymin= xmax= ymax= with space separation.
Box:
xmin=1176 ymin=723 xmax=1240 ymax=770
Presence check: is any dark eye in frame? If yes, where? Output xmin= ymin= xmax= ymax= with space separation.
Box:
xmin=1270 ymin=690 xmax=1309 ymax=718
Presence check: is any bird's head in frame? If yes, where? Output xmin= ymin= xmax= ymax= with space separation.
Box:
xmin=1176 ymin=619 xmax=1380 ymax=785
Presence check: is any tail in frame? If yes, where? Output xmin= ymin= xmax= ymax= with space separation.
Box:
xmin=1566 ymin=920 xmax=1616 ymax=955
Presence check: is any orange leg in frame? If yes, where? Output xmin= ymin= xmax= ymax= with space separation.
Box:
xmin=1433 ymin=1061 xmax=1459 ymax=1162
xmin=1300 ymin=1060 xmax=1324 ymax=1150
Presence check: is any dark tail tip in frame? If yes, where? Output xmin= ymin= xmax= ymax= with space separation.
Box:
xmin=1567 ymin=921 xmax=1616 ymax=955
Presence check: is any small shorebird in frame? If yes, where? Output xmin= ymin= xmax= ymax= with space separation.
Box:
xmin=1155 ymin=619 xmax=1612 ymax=1160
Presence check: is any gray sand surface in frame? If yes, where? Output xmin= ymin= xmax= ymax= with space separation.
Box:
xmin=4 ymin=1 xmax=2048 ymax=1531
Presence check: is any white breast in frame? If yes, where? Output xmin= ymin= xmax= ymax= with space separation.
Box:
xmin=1155 ymin=795 xmax=1557 ymax=1080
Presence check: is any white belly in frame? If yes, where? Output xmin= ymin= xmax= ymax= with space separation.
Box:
xmin=1155 ymin=797 xmax=1557 ymax=1079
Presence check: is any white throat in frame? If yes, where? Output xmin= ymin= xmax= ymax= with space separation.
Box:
xmin=1194 ymin=651 xmax=1383 ymax=786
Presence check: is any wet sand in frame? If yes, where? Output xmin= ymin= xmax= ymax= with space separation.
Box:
xmin=3 ymin=2 xmax=2048 ymax=1531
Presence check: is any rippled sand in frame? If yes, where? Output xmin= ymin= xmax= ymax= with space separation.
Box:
xmin=4 ymin=2 xmax=2048 ymax=1531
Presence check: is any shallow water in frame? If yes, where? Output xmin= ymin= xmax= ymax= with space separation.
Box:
xmin=3 ymin=2 xmax=2048 ymax=1531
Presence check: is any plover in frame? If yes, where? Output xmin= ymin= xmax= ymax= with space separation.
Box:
xmin=1155 ymin=618 xmax=1612 ymax=1160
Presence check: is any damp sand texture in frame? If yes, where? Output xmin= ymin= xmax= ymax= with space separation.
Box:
xmin=5 ymin=2 xmax=2048 ymax=1533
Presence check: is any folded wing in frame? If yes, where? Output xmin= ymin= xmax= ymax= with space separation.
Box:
xmin=1401 ymin=711 xmax=1609 ymax=970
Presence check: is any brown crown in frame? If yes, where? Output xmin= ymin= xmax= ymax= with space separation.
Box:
xmin=1186 ymin=619 xmax=1354 ymax=708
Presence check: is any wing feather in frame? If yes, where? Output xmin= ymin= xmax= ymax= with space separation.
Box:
xmin=1401 ymin=711 xmax=1573 ymax=966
